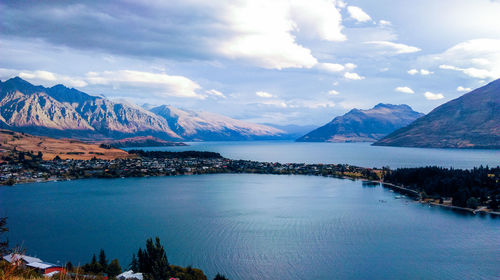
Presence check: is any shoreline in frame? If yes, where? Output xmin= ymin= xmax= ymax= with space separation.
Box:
xmin=3 ymin=165 xmax=499 ymax=217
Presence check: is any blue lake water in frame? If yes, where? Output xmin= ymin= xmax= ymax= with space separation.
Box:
xmin=130 ymin=141 xmax=500 ymax=169
xmin=1 ymin=174 xmax=499 ymax=280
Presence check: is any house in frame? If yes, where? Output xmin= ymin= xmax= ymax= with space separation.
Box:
xmin=3 ymin=253 xmax=66 ymax=275
xmin=117 ymin=270 xmax=143 ymax=280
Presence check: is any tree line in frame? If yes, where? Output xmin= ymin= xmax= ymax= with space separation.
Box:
xmin=383 ymin=166 xmax=500 ymax=209
xmin=128 ymin=150 xmax=223 ymax=159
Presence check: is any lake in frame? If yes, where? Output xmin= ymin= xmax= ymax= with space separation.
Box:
xmin=1 ymin=174 xmax=498 ymax=280
xmin=130 ymin=141 xmax=500 ymax=169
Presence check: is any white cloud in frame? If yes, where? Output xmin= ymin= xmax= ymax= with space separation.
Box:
xmin=85 ymin=70 xmax=203 ymax=98
xmin=379 ymin=20 xmax=392 ymax=26
xmin=366 ymin=41 xmax=421 ymax=54
xmin=432 ymin=39 xmax=500 ymax=80
xmin=316 ymin=63 xmax=345 ymax=73
xmin=256 ymin=91 xmax=274 ymax=98
xmin=347 ymin=6 xmax=372 ymax=22
xmin=328 ymin=90 xmax=340 ymax=95
xmin=408 ymin=69 xmax=433 ymax=75
xmin=316 ymin=62 xmax=356 ymax=73
xmin=2 ymin=69 xmax=88 ymax=87
xmin=395 ymin=86 xmax=415 ymax=94
xmin=205 ymin=89 xmax=226 ymax=98
xmin=344 ymin=72 xmax=365 ymax=80
xmin=424 ymin=91 xmax=444 ymax=100
xmin=420 ymin=69 xmax=433 ymax=75
xmin=408 ymin=69 xmax=419 ymax=75
xmin=218 ymin=0 xmax=345 ymax=69
xmin=457 ymin=86 xmax=471 ymax=92
xmin=344 ymin=63 xmax=357 ymax=70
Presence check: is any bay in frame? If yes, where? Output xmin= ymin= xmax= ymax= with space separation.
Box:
xmin=1 ymin=174 xmax=498 ymax=280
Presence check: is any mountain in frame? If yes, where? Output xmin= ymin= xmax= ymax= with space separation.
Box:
xmin=0 ymin=77 xmax=181 ymax=140
xmin=374 ymin=79 xmax=500 ymax=149
xmin=0 ymin=77 xmax=284 ymax=141
xmin=297 ymin=104 xmax=424 ymax=142
xmin=150 ymin=105 xmax=285 ymax=141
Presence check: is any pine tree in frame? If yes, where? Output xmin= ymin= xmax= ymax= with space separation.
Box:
xmin=130 ymin=253 xmax=138 ymax=272
xmin=99 ymin=249 xmax=108 ymax=271
xmin=107 ymin=259 xmax=122 ymax=278
xmin=214 ymin=273 xmax=229 ymax=280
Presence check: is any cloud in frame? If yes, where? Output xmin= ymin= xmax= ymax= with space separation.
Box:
xmin=456 ymin=86 xmax=471 ymax=92
xmin=0 ymin=68 xmax=88 ymax=87
xmin=328 ymin=90 xmax=340 ymax=95
xmin=379 ymin=20 xmax=392 ymax=26
xmin=347 ymin=6 xmax=372 ymax=22
xmin=316 ymin=62 xmax=356 ymax=73
xmin=218 ymin=0 xmax=346 ymax=69
xmin=366 ymin=41 xmax=421 ymax=54
xmin=424 ymin=91 xmax=444 ymax=100
xmin=205 ymin=89 xmax=226 ymax=98
xmin=395 ymin=86 xmax=415 ymax=94
xmin=408 ymin=69 xmax=433 ymax=75
xmin=85 ymin=70 xmax=203 ymax=98
xmin=256 ymin=91 xmax=274 ymax=98
xmin=408 ymin=69 xmax=419 ymax=75
xmin=0 ymin=0 xmax=346 ymax=70
xmin=344 ymin=72 xmax=365 ymax=80
xmin=432 ymin=39 xmax=500 ymax=80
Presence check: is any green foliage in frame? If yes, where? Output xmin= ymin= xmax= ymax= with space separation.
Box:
xmin=129 ymin=253 xmax=138 ymax=272
xmin=384 ymin=166 xmax=500 ymax=208
xmin=107 ymin=259 xmax=122 ymax=278
xmin=466 ymin=197 xmax=480 ymax=209
xmin=213 ymin=273 xmax=229 ymax=280
xmin=134 ymin=237 xmax=211 ymax=280
xmin=0 ymin=217 xmax=8 ymax=255
xmin=99 ymin=249 xmax=108 ymax=271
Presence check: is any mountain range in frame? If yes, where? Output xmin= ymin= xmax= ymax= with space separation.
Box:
xmin=375 ymin=78 xmax=500 ymax=149
xmin=0 ymin=77 xmax=284 ymax=141
xmin=297 ymin=103 xmax=424 ymax=142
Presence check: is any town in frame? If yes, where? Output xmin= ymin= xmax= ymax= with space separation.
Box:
xmin=0 ymin=150 xmax=381 ymax=186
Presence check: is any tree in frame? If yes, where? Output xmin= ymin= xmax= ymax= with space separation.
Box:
xmin=0 ymin=217 xmax=8 ymax=255
xmin=99 ymin=249 xmax=108 ymax=271
xmin=107 ymin=259 xmax=122 ymax=278
xmin=136 ymin=237 xmax=170 ymax=280
xmin=130 ymin=253 xmax=138 ymax=272
xmin=466 ymin=197 xmax=480 ymax=209
xmin=213 ymin=273 xmax=229 ymax=280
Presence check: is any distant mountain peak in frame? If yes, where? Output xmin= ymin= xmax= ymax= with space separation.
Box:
xmin=297 ymin=103 xmax=423 ymax=143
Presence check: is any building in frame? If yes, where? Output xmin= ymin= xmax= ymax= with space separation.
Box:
xmin=117 ymin=270 xmax=143 ymax=280
xmin=3 ymin=253 xmax=66 ymax=275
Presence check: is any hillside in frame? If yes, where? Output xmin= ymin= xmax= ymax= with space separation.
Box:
xmin=0 ymin=129 xmax=131 ymax=160
xmin=150 ymin=105 xmax=285 ymax=141
xmin=374 ymin=79 xmax=500 ymax=149
xmin=297 ymin=104 xmax=424 ymax=142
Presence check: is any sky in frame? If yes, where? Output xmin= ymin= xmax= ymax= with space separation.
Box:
xmin=1 ymin=0 xmax=500 ymax=125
